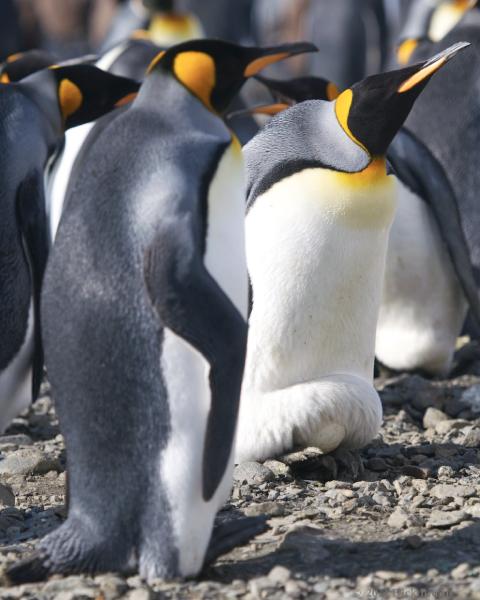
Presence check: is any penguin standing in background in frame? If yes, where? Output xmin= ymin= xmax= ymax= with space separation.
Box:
xmin=0 ymin=65 xmax=140 ymax=434
xmin=235 ymin=44 xmax=467 ymax=464
xmin=8 ymin=40 xmax=316 ymax=583
xmin=376 ymin=10 xmax=480 ymax=374
xmin=0 ymin=50 xmax=57 ymax=84
xmin=47 ymin=0 xmax=204 ymax=245
xmin=397 ymin=0 xmax=477 ymax=64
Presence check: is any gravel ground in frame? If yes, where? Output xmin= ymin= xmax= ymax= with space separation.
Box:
xmin=0 ymin=346 xmax=480 ymax=599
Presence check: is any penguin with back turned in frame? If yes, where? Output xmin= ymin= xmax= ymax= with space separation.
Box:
xmin=0 ymin=64 xmax=140 ymax=434
xmin=376 ymin=10 xmax=480 ymax=374
xmin=235 ymin=43 xmax=467 ymax=463
xmin=8 ymin=39 xmax=316 ymax=583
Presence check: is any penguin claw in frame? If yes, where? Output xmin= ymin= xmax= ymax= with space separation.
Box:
xmin=6 ymin=551 xmax=51 ymax=585
xmin=204 ymin=515 xmax=269 ymax=567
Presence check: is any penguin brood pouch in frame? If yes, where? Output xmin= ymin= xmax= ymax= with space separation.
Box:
xmin=0 ymin=64 xmax=139 ymax=435
xmin=236 ymin=43 xmax=468 ymax=464
xmin=7 ymin=39 xmax=317 ymax=583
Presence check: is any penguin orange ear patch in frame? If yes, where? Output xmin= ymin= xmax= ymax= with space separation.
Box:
xmin=335 ymin=89 xmax=368 ymax=153
xmin=58 ymin=78 xmax=83 ymax=120
xmin=173 ymin=51 xmax=216 ymax=111
xmin=397 ymin=39 xmax=419 ymax=66
xmin=244 ymin=53 xmax=289 ymax=77
xmin=326 ymin=82 xmax=340 ymax=101
xmin=0 ymin=73 xmax=10 ymax=84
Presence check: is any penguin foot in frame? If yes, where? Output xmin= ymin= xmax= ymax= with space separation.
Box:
xmin=204 ymin=515 xmax=268 ymax=567
xmin=236 ymin=374 xmax=382 ymax=463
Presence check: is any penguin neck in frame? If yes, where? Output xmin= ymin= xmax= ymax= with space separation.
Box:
xmin=18 ymin=71 xmax=64 ymax=150
xmin=135 ymin=70 xmax=228 ymax=136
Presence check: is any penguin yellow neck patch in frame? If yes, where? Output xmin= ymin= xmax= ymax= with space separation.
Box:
xmin=333 ymin=158 xmax=389 ymax=189
xmin=173 ymin=51 xmax=215 ymax=111
xmin=335 ymin=89 xmax=368 ymax=153
xmin=58 ymin=79 xmax=83 ymax=121
xmin=244 ymin=53 xmax=289 ymax=77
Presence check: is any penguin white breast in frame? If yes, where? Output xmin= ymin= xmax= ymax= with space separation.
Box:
xmin=244 ymin=163 xmax=396 ymax=392
xmin=0 ymin=302 xmax=34 ymax=434
xmin=376 ymin=178 xmax=468 ymax=375
xmin=204 ymin=138 xmax=248 ymax=319
xmin=159 ymin=328 xmax=234 ymax=577
xmin=429 ymin=4 xmax=464 ymax=41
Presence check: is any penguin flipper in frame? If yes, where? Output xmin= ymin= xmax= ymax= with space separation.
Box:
xmin=388 ymin=128 xmax=480 ymax=330
xmin=144 ymin=226 xmax=248 ymax=503
xmin=204 ymin=515 xmax=269 ymax=568
xmin=16 ymin=170 xmax=49 ymax=399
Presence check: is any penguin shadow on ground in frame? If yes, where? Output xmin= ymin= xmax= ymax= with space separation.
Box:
xmin=208 ymin=520 xmax=480 ymax=583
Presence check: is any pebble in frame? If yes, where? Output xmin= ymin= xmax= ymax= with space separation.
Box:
xmin=126 ymin=590 xmax=153 ymax=600
xmin=263 ymin=460 xmax=291 ymax=477
xmin=233 ymin=462 xmax=274 ymax=485
xmin=365 ymin=457 xmax=388 ymax=472
xmin=423 ymin=407 xmax=449 ymax=429
xmin=244 ymin=501 xmax=284 ymax=517
xmin=0 ymin=449 xmax=59 ymax=477
xmin=387 ymin=508 xmax=410 ymax=529
xmin=427 ymin=510 xmax=466 ymax=528
xmin=0 ymin=483 xmax=15 ymax=507
xmin=451 ymin=563 xmax=470 ymax=580
xmin=430 ymin=484 xmax=476 ymax=500
xmin=268 ymin=565 xmax=291 ymax=585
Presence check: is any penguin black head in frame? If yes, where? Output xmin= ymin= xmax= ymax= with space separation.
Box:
xmin=146 ymin=39 xmax=318 ymax=114
xmin=143 ymin=0 xmax=174 ymax=10
xmin=335 ymin=41 xmax=470 ymax=158
xmin=0 ymin=50 xmax=56 ymax=83
xmin=47 ymin=64 xmax=140 ymax=129
xmin=256 ymin=74 xmax=340 ymax=105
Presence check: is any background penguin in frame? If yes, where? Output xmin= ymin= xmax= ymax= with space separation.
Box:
xmin=0 ymin=50 xmax=57 ymax=84
xmin=236 ymin=43 xmax=467 ymax=464
xmin=0 ymin=64 xmax=140 ymax=434
xmin=376 ymin=10 xmax=480 ymax=376
xmin=8 ymin=39 xmax=316 ymax=583
xmin=397 ymin=0 xmax=477 ymax=64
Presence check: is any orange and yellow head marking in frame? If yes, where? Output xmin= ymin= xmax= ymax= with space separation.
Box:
xmin=397 ymin=38 xmax=419 ymax=66
xmin=0 ymin=72 xmax=10 ymax=84
xmin=173 ymin=51 xmax=216 ymax=111
xmin=452 ymin=0 xmax=477 ymax=11
xmin=333 ymin=157 xmax=389 ymax=188
xmin=398 ymin=56 xmax=447 ymax=93
xmin=58 ymin=78 xmax=83 ymax=121
xmin=244 ymin=53 xmax=289 ymax=77
xmin=334 ymin=89 xmax=368 ymax=153
xmin=146 ymin=50 xmax=166 ymax=74
xmin=326 ymin=82 xmax=340 ymax=101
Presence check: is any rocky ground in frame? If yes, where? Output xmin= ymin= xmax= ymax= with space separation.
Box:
xmin=1 ymin=347 xmax=480 ymax=599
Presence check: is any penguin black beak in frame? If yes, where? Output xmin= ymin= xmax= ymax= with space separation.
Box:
xmin=243 ymin=42 xmax=318 ymax=78
xmin=398 ymin=41 xmax=470 ymax=94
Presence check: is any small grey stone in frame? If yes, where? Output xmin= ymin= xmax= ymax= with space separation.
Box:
xmin=451 ymin=563 xmax=470 ymax=580
xmin=387 ymin=508 xmax=410 ymax=529
xmin=431 ymin=484 xmax=476 ymax=500
xmin=233 ymin=462 xmax=274 ymax=485
xmin=263 ymin=460 xmax=292 ymax=477
xmin=437 ymin=465 xmax=455 ymax=478
xmin=0 ymin=449 xmax=59 ymax=477
xmin=284 ymin=580 xmax=302 ymax=598
xmin=460 ymin=385 xmax=480 ymax=413
xmin=423 ymin=408 xmax=449 ymax=430
xmin=244 ymin=501 xmax=284 ymax=517
xmin=0 ymin=483 xmax=15 ymax=507
xmin=435 ymin=419 xmax=470 ymax=435
xmin=268 ymin=565 xmax=291 ymax=585
xmin=461 ymin=427 xmax=480 ymax=448
xmin=95 ymin=573 xmax=128 ymax=599
xmin=427 ymin=510 xmax=466 ymax=528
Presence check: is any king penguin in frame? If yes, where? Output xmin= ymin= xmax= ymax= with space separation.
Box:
xmin=376 ymin=11 xmax=480 ymax=375
xmin=235 ymin=43 xmax=467 ymax=464
xmin=0 ymin=64 xmax=140 ymax=434
xmin=7 ymin=39 xmax=316 ymax=583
